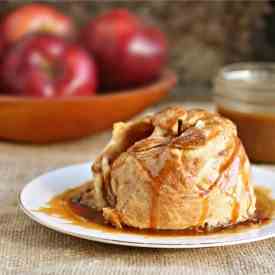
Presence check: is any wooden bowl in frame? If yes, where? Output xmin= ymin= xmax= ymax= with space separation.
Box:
xmin=0 ymin=70 xmax=176 ymax=143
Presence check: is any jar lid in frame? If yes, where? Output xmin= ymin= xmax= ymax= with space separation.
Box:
xmin=214 ymin=62 xmax=275 ymax=105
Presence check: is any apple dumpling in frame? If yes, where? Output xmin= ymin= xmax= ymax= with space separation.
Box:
xmin=77 ymin=106 xmax=256 ymax=230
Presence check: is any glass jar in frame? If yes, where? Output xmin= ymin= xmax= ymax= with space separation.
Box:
xmin=214 ymin=62 xmax=275 ymax=163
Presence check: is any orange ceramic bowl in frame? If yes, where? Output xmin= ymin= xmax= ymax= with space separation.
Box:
xmin=0 ymin=70 xmax=176 ymax=143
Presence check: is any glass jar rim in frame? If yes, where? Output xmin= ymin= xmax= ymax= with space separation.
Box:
xmin=214 ymin=62 xmax=275 ymax=105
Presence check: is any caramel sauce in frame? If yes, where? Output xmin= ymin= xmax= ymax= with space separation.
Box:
xmin=220 ymin=138 xmax=240 ymax=173
xmin=133 ymin=156 xmax=177 ymax=229
xmin=218 ymin=106 xmax=275 ymax=163
xmin=149 ymin=159 xmax=178 ymax=229
xmin=38 ymin=184 xmax=275 ymax=237
xmin=231 ymin=200 xmax=240 ymax=225
xmin=198 ymin=198 xmax=209 ymax=226
xmin=206 ymin=128 xmax=220 ymax=141
xmin=200 ymin=138 xmax=240 ymax=198
xmin=239 ymin=149 xmax=250 ymax=192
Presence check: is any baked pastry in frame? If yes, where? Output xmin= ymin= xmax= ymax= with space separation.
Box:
xmin=77 ymin=106 xmax=256 ymax=230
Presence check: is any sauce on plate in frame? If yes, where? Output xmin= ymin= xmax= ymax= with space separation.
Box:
xmin=38 ymin=183 xmax=275 ymax=237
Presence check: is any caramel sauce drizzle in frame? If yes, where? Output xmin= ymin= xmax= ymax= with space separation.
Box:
xmin=150 ymin=159 xmax=178 ymax=229
xmin=131 ymin=153 xmax=177 ymax=229
xmin=38 ymin=184 xmax=275 ymax=237
xmin=218 ymin=138 xmax=241 ymax=225
xmin=220 ymin=138 xmax=240 ymax=174
xmin=206 ymin=127 xmax=220 ymax=141
xmin=231 ymin=200 xmax=240 ymax=225
xmin=133 ymin=136 xmax=244 ymax=228
xmin=220 ymin=138 xmax=242 ymax=224
xmin=198 ymin=137 xmax=240 ymax=198
xmin=194 ymin=137 xmax=241 ymax=225
xmin=239 ymin=145 xmax=250 ymax=192
xmin=198 ymin=198 xmax=209 ymax=226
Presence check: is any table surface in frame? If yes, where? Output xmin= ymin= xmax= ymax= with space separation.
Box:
xmin=1 ymin=101 xmax=274 ymax=275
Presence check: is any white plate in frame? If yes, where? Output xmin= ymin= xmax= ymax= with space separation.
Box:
xmin=19 ymin=162 xmax=275 ymax=248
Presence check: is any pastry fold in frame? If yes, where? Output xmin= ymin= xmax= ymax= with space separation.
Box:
xmin=78 ymin=106 xmax=256 ymax=230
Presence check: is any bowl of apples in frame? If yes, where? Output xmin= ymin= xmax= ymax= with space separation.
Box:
xmin=0 ymin=4 xmax=176 ymax=143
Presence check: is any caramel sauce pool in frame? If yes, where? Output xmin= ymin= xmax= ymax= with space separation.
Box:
xmin=38 ymin=184 xmax=275 ymax=237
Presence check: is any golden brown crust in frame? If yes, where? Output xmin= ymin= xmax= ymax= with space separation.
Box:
xmin=79 ymin=106 xmax=256 ymax=230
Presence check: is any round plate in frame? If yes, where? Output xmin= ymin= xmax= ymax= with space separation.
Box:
xmin=19 ymin=162 xmax=275 ymax=248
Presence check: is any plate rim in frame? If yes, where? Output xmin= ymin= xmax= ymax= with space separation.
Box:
xmin=19 ymin=162 xmax=275 ymax=248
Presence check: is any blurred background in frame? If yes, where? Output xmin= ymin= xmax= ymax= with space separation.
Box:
xmin=1 ymin=1 xmax=274 ymax=101
xmin=2 ymin=1 xmax=275 ymax=145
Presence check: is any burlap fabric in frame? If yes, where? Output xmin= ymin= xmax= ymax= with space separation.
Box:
xmin=1 ymin=102 xmax=274 ymax=275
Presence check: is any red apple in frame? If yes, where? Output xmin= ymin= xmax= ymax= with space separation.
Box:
xmin=0 ymin=25 xmax=5 ymax=60
xmin=2 ymin=4 xmax=75 ymax=46
xmin=112 ymin=26 xmax=168 ymax=88
xmin=81 ymin=9 xmax=167 ymax=89
xmin=1 ymin=34 xmax=97 ymax=97
xmin=83 ymin=9 xmax=164 ymax=89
